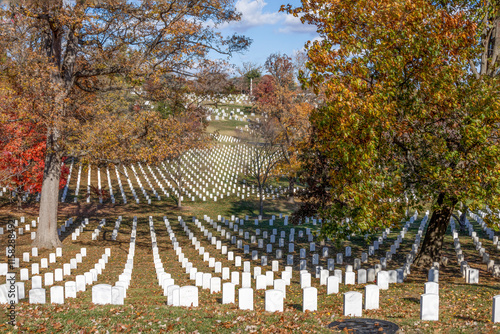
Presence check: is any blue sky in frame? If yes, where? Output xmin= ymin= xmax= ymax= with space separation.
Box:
xmin=211 ymin=0 xmax=319 ymax=74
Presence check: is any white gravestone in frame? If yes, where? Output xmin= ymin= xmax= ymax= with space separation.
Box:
xmin=50 ymin=286 xmax=64 ymax=304
xmin=327 ymin=276 xmax=340 ymax=295
xmin=265 ymin=289 xmax=284 ymax=313
xmin=300 ymin=272 xmax=311 ymax=289
xmin=358 ymin=269 xmax=367 ymax=284
xmin=256 ymin=275 xmax=267 ymax=290
xmin=239 ymin=288 xmax=254 ymax=310
xmin=202 ymin=273 xmax=212 ymax=289
xmin=420 ymin=293 xmax=439 ymax=321
xmin=344 ymin=291 xmax=363 ymax=316
xmin=273 ymin=279 xmax=287 ymax=299
xmin=92 ymin=284 xmax=112 ymax=305
xmin=32 ymin=276 xmax=42 ymax=289
xmin=303 ymin=287 xmax=317 ymax=312
xmin=65 ymin=281 xmax=77 ymax=298
xmin=345 ymin=271 xmax=355 ymax=285
xmin=377 ymin=271 xmax=389 ymax=290
xmin=76 ymin=275 xmax=86 ymax=292
xmin=112 ymin=286 xmax=125 ymax=305
xmin=167 ymin=285 xmax=180 ymax=306
xmin=29 ymin=288 xmax=46 ymax=304
xmin=222 ymin=282 xmax=235 ymax=304
xmin=210 ymin=277 xmax=221 ymax=294
xmin=364 ymin=285 xmax=379 ymax=310
xmin=424 ymin=282 xmax=439 ymax=295
xmin=493 ymin=295 xmax=500 ymax=323
xmin=179 ymin=286 xmax=198 ymax=307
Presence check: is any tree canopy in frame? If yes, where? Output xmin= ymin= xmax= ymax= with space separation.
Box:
xmin=0 ymin=0 xmax=249 ymax=248
xmin=286 ymin=0 xmax=500 ymax=266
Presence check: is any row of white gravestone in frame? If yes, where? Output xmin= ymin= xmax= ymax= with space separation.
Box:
xmin=26 ymin=248 xmax=110 ymax=304
xmin=114 ymin=165 xmax=127 ymax=203
xmin=343 ymin=285 xmax=381 ymax=316
xmin=148 ymin=145 xmax=247 ymax=203
xmin=58 ymin=217 xmax=87 ymax=240
xmin=449 ymin=219 xmax=481 ymax=283
xmin=0 ymin=219 xmax=36 ymax=275
xmin=396 ymin=213 xmax=430 ymax=279
xmin=195 ymin=214 xmax=410 ymax=284
xmin=154 ymin=217 xmax=199 ymax=307
xmin=174 ymin=215 xmax=398 ymax=310
xmin=111 ymin=217 xmax=138 ymax=304
xmin=161 ymin=145 xmax=246 ymax=202
xmin=228 ymin=283 xmax=378 ymax=315
xmin=459 ymin=212 xmax=500 ymax=277
xmin=470 ymin=210 xmax=499 ymax=246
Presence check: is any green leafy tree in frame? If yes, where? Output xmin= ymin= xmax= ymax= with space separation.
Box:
xmin=286 ymin=0 xmax=500 ymax=267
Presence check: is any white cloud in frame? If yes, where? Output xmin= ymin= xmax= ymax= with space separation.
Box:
xmin=221 ymin=0 xmax=281 ymax=31
xmin=278 ymin=14 xmax=317 ymax=34
xmin=216 ymin=0 xmax=316 ymax=36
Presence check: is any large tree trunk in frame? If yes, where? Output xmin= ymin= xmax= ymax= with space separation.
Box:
xmin=414 ymin=193 xmax=457 ymax=268
xmin=33 ymin=128 xmax=63 ymax=249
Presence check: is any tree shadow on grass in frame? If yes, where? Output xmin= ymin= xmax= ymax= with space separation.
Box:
xmin=227 ymin=197 xmax=298 ymax=221
xmin=403 ymin=297 xmax=419 ymax=304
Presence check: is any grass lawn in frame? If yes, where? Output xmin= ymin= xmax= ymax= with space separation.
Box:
xmin=1 ymin=198 xmax=499 ymax=333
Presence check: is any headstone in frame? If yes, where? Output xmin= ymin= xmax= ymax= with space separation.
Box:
xmin=420 ymin=294 xmax=439 ymax=321
xmin=256 ymin=275 xmax=267 ymax=290
xmin=367 ymin=268 xmax=376 ymax=282
xmin=50 ymin=286 xmax=64 ymax=304
xmin=334 ymin=269 xmax=343 ymax=284
xmin=344 ymin=291 xmax=362 ymax=316
xmin=273 ymin=279 xmax=286 ymax=299
xmin=31 ymin=275 xmax=42 ymax=290
xmin=424 ymin=282 xmax=439 ymax=295
xmin=15 ymin=282 xmax=25 ymax=300
xmin=231 ymin=271 xmax=240 ymax=285
xmin=222 ymin=282 xmax=235 ymax=304
xmin=377 ymin=271 xmax=389 ymax=290
xmin=303 ymin=287 xmax=317 ymax=312
xmin=320 ymin=269 xmax=329 ymax=285
xmin=210 ymin=277 xmax=221 ymax=293
xmin=55 ymin=269 xmax=63 ymax=282
xmin=345 ymin=271 xmax=355 ymax=285
xmin=328 ymin=259 xmax=335 ymax=271
xmin=76 ymin=275 xmax=86 ymax=292
xmin=20 ymin=268 xmax=29 ymax=281
xmin=92 ymin=284 xmax=112 ymax=305
xmin=265 ymin=289 xmax=284 ymax=312
xmin=428 ymin=268 xmax=439 ymax=283
xmin=300 ymin=272 xmax=311 ymax=289
xmin=65 ymin=281 xmax=77 ymax=298
xmin=112 ymin=286 xmax=125 ymax=305
xmin=179 ymin=286 xmax=198 ymax=307
xmin=358 ymin=269 xmax=367 ymax=284
xmin=29 ymin=288 xmax=46 ymax=304
xmin=327 ymin=276 xmax=340 ymax=295
xmin=239 ymin=288 xmax=253 ymax=310
xmin=493 ymin=295 xmax=500 ymax=323
xmin=364 ymin=285 xmax=379 ymax=309
xmin=167 ymin=285 xmax=180 ymax=306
